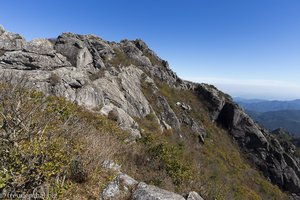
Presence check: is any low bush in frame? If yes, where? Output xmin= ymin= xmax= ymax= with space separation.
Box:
xmin=0 ymin=79 xmax=124 ymax=199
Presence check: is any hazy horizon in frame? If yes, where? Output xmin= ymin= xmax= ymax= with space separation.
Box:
xmin=1 ymin=0 xmax=300 ymax=100
xmin=186 ymin=76 xmax=300 ymax=100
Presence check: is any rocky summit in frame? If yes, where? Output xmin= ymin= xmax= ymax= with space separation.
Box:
xmin=1 ymin=26 xmax=300 ymax=199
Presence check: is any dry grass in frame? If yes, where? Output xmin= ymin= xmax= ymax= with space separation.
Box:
xmin=82 ymin=131 xmax=120 ymax=173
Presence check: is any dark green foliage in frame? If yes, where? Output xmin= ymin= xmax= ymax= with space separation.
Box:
xmin=147 ymin=142 xmax=192 ymax=186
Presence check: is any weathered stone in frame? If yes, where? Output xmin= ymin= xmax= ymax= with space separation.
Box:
xmin=102 ymin=160 xmax=121 ymax=172
xmin=119 ymin=173 xmax=138 ymax=186
xmin=157 ymin=96 xmax=180 ymax=130
xmin=0 ymin=26 xmax=26 ymax=51
xmin=0 ymin=51 xmax=71 ymax=70
xmin=100 ymin=165 xmax=138 ymax=200
xmin=187 ymin=191 xmax=204 ymax=200
xmin=132 ymin=182 xmax=185 ymax=200
xmin=101 ymin=177 xmax=121 ymax=200
xmin=24 ymin=38 xmax=56 ymax=55
xmin=85 ymin=34 xmax=115 ymax=61
xmin=161 ymin=120 xmax=172 ymax=130
xmin=55 ymin=33 xmax=93 ymax=68
xmin=176 ymin=102 xmax=192 ymax=111
xmin=195 ymin=84 xmax=226 ymax=121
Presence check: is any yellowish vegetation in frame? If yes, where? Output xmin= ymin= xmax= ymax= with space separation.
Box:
xmin=0 ymin=77 xmax=290 ymax=200
xmin=0 ymin=81 xmax=126 ymax=199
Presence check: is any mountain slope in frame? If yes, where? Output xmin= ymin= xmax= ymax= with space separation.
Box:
xmin=0 ymin=26 xmax=299 ymax=199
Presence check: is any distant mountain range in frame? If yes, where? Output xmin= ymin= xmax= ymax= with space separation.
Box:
xmin=235 ymin=98 xmax=300 ymax=136
xmin=235 ymin=97 xmax=300 ymax=112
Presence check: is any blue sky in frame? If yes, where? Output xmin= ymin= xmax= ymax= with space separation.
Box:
xmin=1 ymin=0 xmax=300 ymax=100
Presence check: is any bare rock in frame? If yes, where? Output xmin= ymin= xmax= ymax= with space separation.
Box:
xmin=157 ymin=96 xmax=180 ymax=130
xmin=0 ymin=51 xmax=70 ymax=70
xmin=24 ymin=38 xmax=56 ymax=55
xmin=0 ymin=26 xmax=26 ymax=51
xmin=100 ymin=102 xmax=141 ymax=139
xmin=102 ymin=160 xmax=121 ymax=172
xmin=187 ymin=191 xmax=204 ymax=200
xmin=132 ymin=182 xmax=185 ymax=200
xmin=101 ymin=172 xmax=138 ymax=200
xmin=55 ymin=33 xmax=93 ymax=68
xmin=195 ymin=84 xmax=226 ymax=121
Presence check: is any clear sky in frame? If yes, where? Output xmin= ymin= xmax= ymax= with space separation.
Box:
xmin=1 ymin=0 xmax=300 ymax=100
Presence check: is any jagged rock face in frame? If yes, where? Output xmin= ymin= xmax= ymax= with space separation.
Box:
xmin=195 ymin=83 xmax=300 ymax=195
xmin=0 ymin=27 xmax=185 ymax=140
xmin=272 ymin=128 xmax=297 ymax=154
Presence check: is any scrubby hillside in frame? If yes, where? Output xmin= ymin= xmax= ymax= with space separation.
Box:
xmin=0 ymin=26 xmax=299 ymax=199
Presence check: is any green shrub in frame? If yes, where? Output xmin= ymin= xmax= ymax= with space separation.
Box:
xmin=148 ymin=142 xmax=193 ymax=186
xmin=136 ymin=113 xmax=161 ymax=133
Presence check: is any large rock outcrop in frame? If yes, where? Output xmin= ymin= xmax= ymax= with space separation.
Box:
xmin=0 ymin=26 xmax=197 ymax=140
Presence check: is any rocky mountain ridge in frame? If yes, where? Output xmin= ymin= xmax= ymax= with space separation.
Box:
xmin=1 ymin=26 xmax=300 ymax=198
